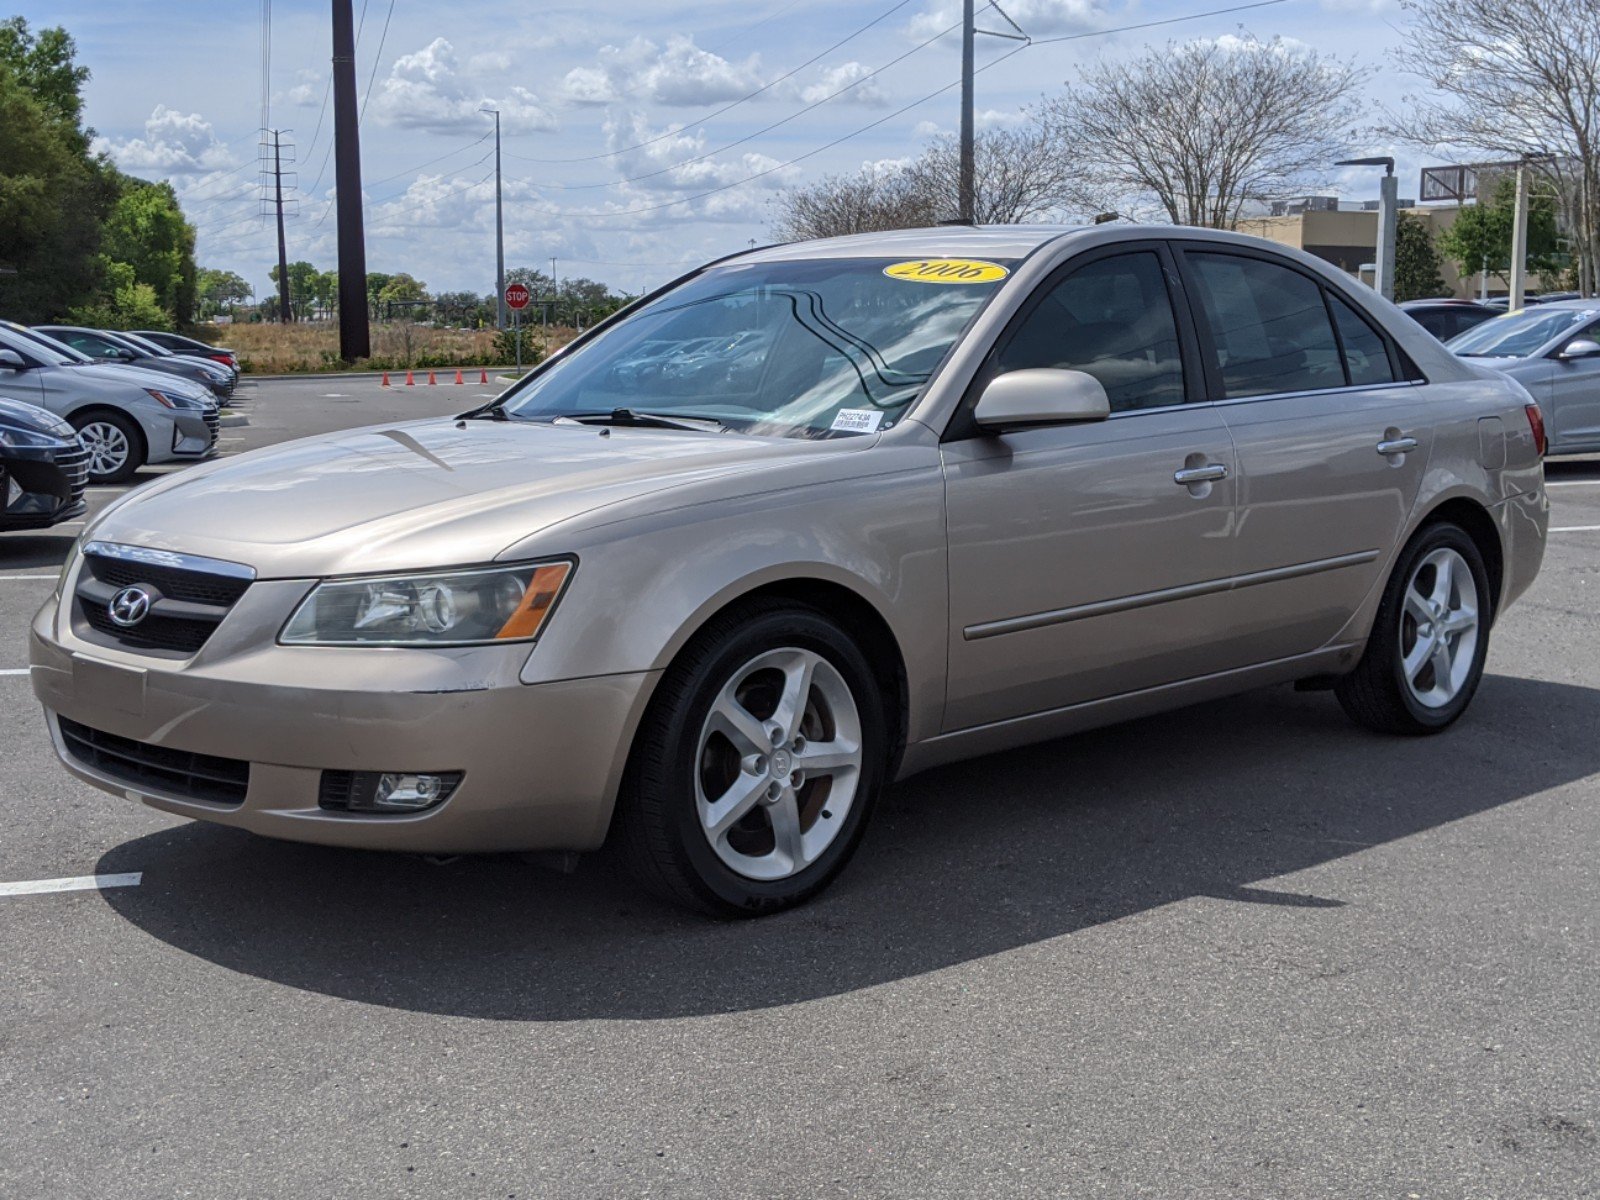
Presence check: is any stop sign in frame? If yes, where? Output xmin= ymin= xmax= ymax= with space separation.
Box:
xmin=505 ymin=282 xmax=531 ymax=311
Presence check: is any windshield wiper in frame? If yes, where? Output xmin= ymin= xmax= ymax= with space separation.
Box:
xmin=559 ymin=408 xmax=725 ymax=432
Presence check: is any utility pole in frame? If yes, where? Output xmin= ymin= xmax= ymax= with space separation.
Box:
xmin=958 ymin=0 xmax=975 ymax=224
xmin=483 ymin=106 xmax=505 ymax=330
xmin=1509 ymin=158 xmax=1531 ymax=311
xmin=331 ymin=0 xmax=370 ymax=360
xmin=271 ymin=129 xmax=292 ymax=323
xmin=1336 ymin=156 xmax=1397 ymax=301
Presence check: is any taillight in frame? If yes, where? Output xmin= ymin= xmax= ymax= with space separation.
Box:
xmin=1524 ymin=403 xmax=1547 ymax=457
xmin=210 ymin=353 xmax=235 ymax=368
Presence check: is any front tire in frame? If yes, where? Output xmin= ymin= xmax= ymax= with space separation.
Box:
xmin=614 ymin=600 xmax=888 ymax=916
xmin=1336 ymin=522 xmax=1491 ymax=735
xmin=72 ymin=411 xmax=143 ymax=484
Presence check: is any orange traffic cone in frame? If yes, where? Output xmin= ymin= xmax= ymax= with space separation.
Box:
xmin=479 ymin=369 xmax=489 ymax=384
xmin=453 ymin=369 xmax=465 ymax=385
xmin=427 ymin=371 xmax=438 ymax=385
xmin=380 ymin=371 xmax=391 ymax=388
xmin=405 ymin=370 xmax=415 ymax=386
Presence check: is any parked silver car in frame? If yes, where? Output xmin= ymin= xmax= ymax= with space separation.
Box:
xmin=1446 ymin=300 xmax=1600 ymax=455
xmin=37 ymin=325 xmax=234 ymax=401
xmin=31 ymin=226 xmax=1547 ymax=914
xmin=0 ymin=323 xmax=218 ymax=482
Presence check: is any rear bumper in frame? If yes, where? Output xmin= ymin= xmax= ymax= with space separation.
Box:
xmin=29 ymin=609 xmax=659 ymax=854
xmin=1496 ymin=485 xmax=1548 ymax=615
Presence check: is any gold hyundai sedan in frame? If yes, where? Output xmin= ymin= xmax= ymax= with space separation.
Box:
xmin=30 ymin=226 xmax=1548 ymax=914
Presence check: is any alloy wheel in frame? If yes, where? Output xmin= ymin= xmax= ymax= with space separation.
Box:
xmin=694 ymin=646 xmax=863 ymax=882
xmin=79 ymin=421 xmax=131 ymax=478
xmin=1399 ymin=546 xmax=1480 ymax=709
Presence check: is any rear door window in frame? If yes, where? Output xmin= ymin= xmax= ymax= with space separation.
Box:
xmin=1328 ymin=293 xmax=1397 ymax=386
xmin=1187 ymin=252 xmax=1345 ymax=398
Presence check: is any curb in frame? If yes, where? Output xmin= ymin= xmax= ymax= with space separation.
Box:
xmin=219 ymin=413 xmax=249 ymax=428
xmin=240 ymin=368 xmax=509 ymax=382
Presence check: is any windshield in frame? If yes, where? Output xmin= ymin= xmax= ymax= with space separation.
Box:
xmin=0 ymin=324 xmax=81 ymax=366
xmin=1448 ymin=308 xmax=1598 ymax=358
xmin=499 ymin=257 xmax=1013 ymax=437
xmin=117 ymin=331 xmax=170 ymax=356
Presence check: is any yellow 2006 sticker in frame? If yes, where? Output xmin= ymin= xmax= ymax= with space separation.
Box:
xmin=883 ymin=258 xmax=1010 ymax=284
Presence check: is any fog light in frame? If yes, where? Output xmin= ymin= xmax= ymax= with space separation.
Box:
xmin=318 ymin=769 xmax=462 ymax=813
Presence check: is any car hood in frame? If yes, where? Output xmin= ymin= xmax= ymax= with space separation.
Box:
xmin=87 ymin=417 xmax=873 ymax=577
xmin=0 ymin=396 xmax=75 ymax=437
xmin=66 ymin=361 xmax=213 ymax=401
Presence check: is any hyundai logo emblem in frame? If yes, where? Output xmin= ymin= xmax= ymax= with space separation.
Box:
xmin=108 ymin=586 xmax=153 ymax=628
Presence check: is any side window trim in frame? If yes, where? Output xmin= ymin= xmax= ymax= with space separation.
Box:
xmin=942 ymin=240 xmax=1205 ymax=441
xmin=1171 ymin=242 xmax=1412 ymax=400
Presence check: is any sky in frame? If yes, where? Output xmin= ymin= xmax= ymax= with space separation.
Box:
xmin=22 ymin=0 xmax=1430 ymax=300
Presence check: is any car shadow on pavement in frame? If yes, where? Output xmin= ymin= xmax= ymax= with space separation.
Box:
xmin=0 ymin=529 xmax=78 ymax=572
xmin=97 ymin=673 xmax=1600 ymax=1022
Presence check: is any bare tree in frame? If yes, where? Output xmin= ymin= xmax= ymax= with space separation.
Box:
xmin=1386 ymin=0 xmax=1600 ymax=295
xmin=770 ymin=166 xmax=939 ymax=242
xmin=771 ymin=114 xmax=1090 ymax=240
xmin=1041 ymin=35 xmax=1365 ymax=229
xmin=902 ymin=119 xmax=1094 ymax=224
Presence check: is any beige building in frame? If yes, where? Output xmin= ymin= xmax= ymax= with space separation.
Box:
xmin=1235 ymin=206 xmax=1482 ymax=299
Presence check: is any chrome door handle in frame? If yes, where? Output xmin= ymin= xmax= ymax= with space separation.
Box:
xmin=1377 ymin=436 xmax=1418 ymax=456
xmin=1174 ymin=464 xmax=1229 ymax=485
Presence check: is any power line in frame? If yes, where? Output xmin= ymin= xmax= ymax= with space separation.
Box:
xmin=360 ymin=0 xmax=397 ymax=119
xmin=501 ymin=0 xmax=1298 ymax=223
xmin=704 ymin=0 xmax=806 ymax=55
xmin=510 ymin=41 xmax=1033 ymax=221
xmin=534 ymin=14 xmax=965 ymax=191
xmin=504 ymin=0 xmax=930 ymax=165
xmin=1028 ymin=0 xmax=1287 ymax=43
xmin=364 ymin=132 xmax=490 ymax=188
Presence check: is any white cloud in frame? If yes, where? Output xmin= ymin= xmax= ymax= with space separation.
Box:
xmin=799 ymin=61 xmax=887 ymax=106
xmin=95 ymin=105 xmax=237 ymax=176
xmin=371 ymin=39 xmax=557 ymax=135
xmin=600 ymin=111 xmax=800 ymax=194
xmin=562 ymin=36 xmax=765 ymax=107
xmin=913 ymin=120 xmax=944 ymax=138
xmin=910 ymin=0 xmax=1107 ymax=39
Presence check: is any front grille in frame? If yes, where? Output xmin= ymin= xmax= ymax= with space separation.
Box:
xmin=56 ymin=443 xmax=89 ymax=508
xmin=58 ymin=717 xmax=249 ymax=805
xmin=74 ymin=548 xmax=252 ymax=657
xmin=204 ymin=408 xmax=220 ymax=445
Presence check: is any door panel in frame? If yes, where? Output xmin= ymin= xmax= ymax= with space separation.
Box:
xmin=942 ymin=407 xmax=1239 ymax=731
xmin=1548 ymin=323 xmax=1600 ymax=448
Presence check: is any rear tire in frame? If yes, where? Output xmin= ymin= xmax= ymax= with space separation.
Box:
xmin=72 ymin=411 xmax=143 ymax=484
xmin=614 ymin=600 xmax=888 ymax=917
xmin=1336 ymin=522 xmax=1491 ymax=735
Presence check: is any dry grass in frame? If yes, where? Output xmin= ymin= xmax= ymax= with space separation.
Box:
xmin=207 ymin=321 xmax=579 ymax=374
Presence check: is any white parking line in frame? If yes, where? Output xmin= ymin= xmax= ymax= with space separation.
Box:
xmin=0 ymin=668 xmax=31 ymax=676
xmin=1547 ymin=480 xmax=1600 ymax=487
xmin=0 ymin=575 xmax=58 ymax=581
xmin=1552 ymin=524 xmax=1600 ymax=533
xmin=0 ymin=873 xmax=142 ymax=898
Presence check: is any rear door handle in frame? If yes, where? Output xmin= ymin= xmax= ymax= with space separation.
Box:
xmin=1173 ymin=464 xmax=1229 ymax=485
xmin=1377 ymin=436 xmax=1418 ymax=456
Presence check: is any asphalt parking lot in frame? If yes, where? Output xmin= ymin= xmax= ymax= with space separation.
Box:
xmin=2 ymin=376 xmax=1597 ymax=1198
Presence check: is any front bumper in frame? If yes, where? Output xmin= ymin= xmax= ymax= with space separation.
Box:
xmin=146 ymin=405 xmax=219 ymax=463
xmin=29 ymin=595 xmax=658 ymax=853
xmin=0 ymin=441 xmax=89 ymax=530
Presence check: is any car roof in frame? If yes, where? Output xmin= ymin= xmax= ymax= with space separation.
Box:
xmin=737 ymin=224 xmax=1086 ymax=264
xmin=1521 ymin=298 xmax=1600 ymax=312
xmin=1400 ymin=299 xmax=1488 ymax=309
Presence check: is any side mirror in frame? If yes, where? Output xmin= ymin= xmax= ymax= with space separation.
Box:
xmin=973 ymin=368 xmax=1112 ymax=430
xmin=1558 ymin=338 xmax=1600 ymax=360
xmin=0 ymin=349 xmax=26 ymax=370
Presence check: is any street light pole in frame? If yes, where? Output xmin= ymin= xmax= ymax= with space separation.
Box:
xmin=958 ymin=0 xmax=975 ymax=224
xmin=483 ymin=106 xmax=505 ymax=331
xmin=1509 ymin=158 xmax=1531 ymax=311
xmin=1336 ymin=156 xmax=1398 ymax=301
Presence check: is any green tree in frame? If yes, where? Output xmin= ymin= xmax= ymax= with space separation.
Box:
xmin=378 ymin=272 xmax=427 ymax=304
xmin=1437 ymin=176 xmax=1562 ymax=288
xmin=0 ymin=19 xmax=91 ymax=146
xmin=196 ymin=267 xmax=251 ymax=317
xmin=100 ymin=178 xmax=197 ymax=324
xmin=0 ymin=31 xmax=114 ymax=321
xmin=67 ymin=259 xmax=171 ymax=330
xmin=310 ymin=269 xmax=338 ymax=318
xmin=1394 ymin=212 xmax=1448 ymax=301
xmin=268 ymin=260 xmax=322 ymax=320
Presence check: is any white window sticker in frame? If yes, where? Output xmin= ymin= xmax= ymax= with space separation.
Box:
xmin=830 ymin=408 xmax=885 ymax=433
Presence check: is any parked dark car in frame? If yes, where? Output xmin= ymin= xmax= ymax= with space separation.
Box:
xmin=0 ymin=396 xmax=88 ymax=531
xmin=119 ymin=330 xmax=238 ymax=390
xmin=1399 ymin=299 xmax=1499 ymax=342
xmin=37 ymin=326 xmax=232 ymax=400
xmin=131 ymin=330 xmax=240 ymax=379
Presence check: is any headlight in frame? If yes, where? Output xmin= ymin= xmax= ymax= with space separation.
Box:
xmin=0 ymin=426 xmax=64 ymax=449
xmin=145 ymin=388 xmax=206 ymax=410
xmin=280 ymin=560 xmax=574 ymax=646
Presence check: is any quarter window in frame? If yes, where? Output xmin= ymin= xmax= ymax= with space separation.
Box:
xmin=995 ymin=251 xmax=1186 ymax=412
xmin=1328 ymin=293 xmax=1397 ymax=385
xmin=1188 ymin=252 xmax=1345 ymax=398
